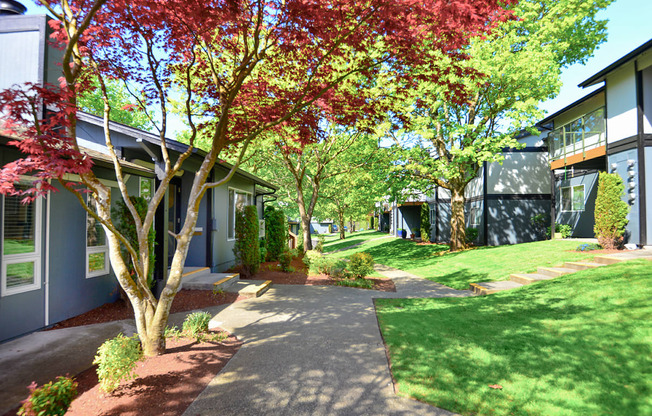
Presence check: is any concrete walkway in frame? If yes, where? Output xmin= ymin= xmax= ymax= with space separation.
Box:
xmin=183 ymin=267 xmax=470 ymax=416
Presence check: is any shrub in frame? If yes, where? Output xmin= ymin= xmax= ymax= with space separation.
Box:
xmin=182 ymin=311 xmax=212 ymax=338
xmin=594 ymin=172 xmax=630 ymax=249
xmin=233 ymin=205 xmax=260 ymax=277
xmin=465 ymin=227 xmax=478 ymax=244
xmin=259 ymin=243 xmax=268 ymax=264
xmin=420 ymin=203 xmax=431 ymax=242
xmin=112 ymin=196 xmax=156 ymax=288
xmin=264 ymin=207 xmax=287 ymax=261
xmin=310 ymin=256 xmax=346 ymax=277
xmin=93 ymin=333 xmax=143 ymax=393
xmin=315 ymin=234 xmax=325 ymax=253
xmin=530 ymin=213 xmax=548 ymax=240
xmin=18 ymin=376 xmax=77 ymax=416
xmin=546 ymin=223 xmax=573 ymax=239
xmin=347 ymin=252 xmax=374 ymax=279
xmin=279 ymin=250 xmax=294 ymax=272
xmin=303 ymin=250 xmax=322 ymax=268
xmin=336 ymin=278 xmax=374 ymax=289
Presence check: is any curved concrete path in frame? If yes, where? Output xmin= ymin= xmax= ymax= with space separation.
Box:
xmin=183 ymin=266 xmax=470 ymax=416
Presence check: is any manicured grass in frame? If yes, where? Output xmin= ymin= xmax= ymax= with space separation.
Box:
xmin=330 ymin=238 xmax=599 ymax=289
xmin=322 ymin=230 xmax=389 ymax=253
xmin=376 ymin=260 xmax=652 ymax=416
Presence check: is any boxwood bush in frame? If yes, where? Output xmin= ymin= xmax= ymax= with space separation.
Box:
xmin=234 ymin=205 xmax=260 ymax=277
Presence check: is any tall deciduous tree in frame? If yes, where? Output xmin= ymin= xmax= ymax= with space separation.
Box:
xmin=391 ymin=0 xmax=611 ymax=251
xmin=78 ymin=77 xmax=151 ymax=130
xmin=0 ymin=0 xmax=511 ymax=355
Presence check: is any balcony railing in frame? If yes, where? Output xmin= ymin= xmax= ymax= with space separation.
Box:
xmin=549 ymin=107 xmax=605 ymax=163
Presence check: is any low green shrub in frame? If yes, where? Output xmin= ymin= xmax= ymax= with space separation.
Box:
xmin=259 ymin=245 xmax=268 ymax=264
xmin=546 ymin=223 xmax=573 ymax=239
xmin=310 ymin=256 xmax=347 ymax=277
xmin=279 ymin=250 xmax=294 ymax=272
xmin=182 ymin=311 xmax=212 ymax=338
xmin=93 ymin=333 xmax=143 ymax=393
xmin=315 ymin=234 xmax=325 ymax=253
xmin=465 ymin=227 xmax=478 ymax=244
xmin=347 ymin=252 xmax=374 ymax=279
xmin=18 ymin=376 xmax=78 ymax=416
xmin=303 ymin=250 xmax=322 ymax=268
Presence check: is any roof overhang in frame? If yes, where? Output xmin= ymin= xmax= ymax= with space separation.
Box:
xmin=579 ymin=38 xmax=652 ymax=88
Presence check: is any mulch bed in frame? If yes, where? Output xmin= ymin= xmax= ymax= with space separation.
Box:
xmin=238 ymin=257 xmax=396 ymax=292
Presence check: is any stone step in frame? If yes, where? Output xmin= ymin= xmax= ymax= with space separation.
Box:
xmin=225 ymin=280 xmax=272 ymax=299
xmin=564 ymin=261 xmax=607 ymax=271
xmin=470 ymin=281 xmax=523 ymax=296
xmin=537 ymin=267 xmax=577 ymax=277
xmin=181 ymin=267 xmax=211 ymax=278
xmin=509 ymin=273 xmax=556 ymax=285
xmin=593 ymin=256 xmax=624 ymax=265
xmin=182 ymin=270 xmax=239 ymax=291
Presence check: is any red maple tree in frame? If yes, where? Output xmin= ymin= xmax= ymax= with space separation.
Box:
xmin=0 ymin=0 xmax=512 ymax=355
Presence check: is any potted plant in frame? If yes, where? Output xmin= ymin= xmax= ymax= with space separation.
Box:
xmin=398 ymin=229 xmax=407 ymax=239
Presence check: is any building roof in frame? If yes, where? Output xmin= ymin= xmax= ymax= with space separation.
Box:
xmin=579 ymin=38 xmax=652 ymax=88
xmin=538 ymin=86 xmax=605 ymax=126
xmin=76 ymin=112 xmax=277 ymax=190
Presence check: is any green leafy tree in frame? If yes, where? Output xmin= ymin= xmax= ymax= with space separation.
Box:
xmin=234 ymin=205 xmax=261 ymax=277
xmin=391 ymin=0 xmax=611 ymax=251
xmin=78 ymin=77 xmax=152 ymax=130
xmin=594 ymin=172 xmax=630 ymax=249
xmin=420 ymin=202 xmax=431 ymax=242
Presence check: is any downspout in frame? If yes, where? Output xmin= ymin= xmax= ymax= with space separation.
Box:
xmin=44 ymin=183 xmax=51 ymax=326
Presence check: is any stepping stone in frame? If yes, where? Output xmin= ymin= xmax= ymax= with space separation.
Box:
xmin=509 ymin=273 xmax=556 ymax=285
xmin=536 ymin=266 xmax=577 ymax=277
xmin=564 ymin=261 xmax=607 ymax=271
xmin=470 ymin=281 xmax=523 ymax=295
xmin=593 ymin=256 xmax=624 ymax=265
xmin=225 ymin=280 xmax=272 ymax=299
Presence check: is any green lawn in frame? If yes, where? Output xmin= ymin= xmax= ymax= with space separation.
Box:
xmin=330 ymin=238 xmax=600 ymax=289
xmin=321 ymin=230 xmax=389 ymax=253
xmin=376 ymin=260 xmax=652 ymax=416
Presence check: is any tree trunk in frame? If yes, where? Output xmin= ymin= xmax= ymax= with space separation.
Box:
xmin=449 ymin=186 xmax=467 ymax=252
xmin=338 ymin=209 xmax=345 ymax=240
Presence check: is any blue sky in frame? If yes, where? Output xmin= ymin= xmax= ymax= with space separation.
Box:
xmin=539 ymin=0 xmax=652 ymax=116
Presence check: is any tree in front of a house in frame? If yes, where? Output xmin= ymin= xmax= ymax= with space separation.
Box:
xmin=78 ymin=77 xmax=151 ymax=130
xmin=420 ymin=202 xmax=431 ymax=243
xmin=0 ymin=0 xmax=512 ymax=356
xmin=594 ymin=172 xmax=630 ymax=249
xmin=391 ymin=0 xmax=612 ymax=251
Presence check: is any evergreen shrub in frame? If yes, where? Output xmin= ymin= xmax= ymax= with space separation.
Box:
xmin=264 ymin=207 xmax=287 ymax=261
xmin=347 ymin=252 xmax=374 ymax=278
xmin=233 ymin=205 xmax=260 ymax=277
xmin=594 ymin=172 xmax=630 ymax=249
xmin=279 ymin=250 xmax=294 ymax=272
xmin=465 ymin=227 xmax=478 ymax=244
xmin=93 ymin=333 xmax=142 ymax=393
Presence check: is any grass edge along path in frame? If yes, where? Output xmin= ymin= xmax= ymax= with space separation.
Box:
xmin=375 ymin=259 xmax=652 ymax=416
xmin=330 ymin=239 xmax=601 ymax=289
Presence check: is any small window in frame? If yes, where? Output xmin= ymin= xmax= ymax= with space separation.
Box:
xmin=227 ymin=188 xmax=252 ymax=240
xmin=561 ymin=185 xmax=585 ymax=212
xmin=86 ymin=197 xmax=110 ymax=278
xmin=2 ymin=184 xmax=42 ymax=296
xmin=139 ymin=177 xmax=153 ymax=200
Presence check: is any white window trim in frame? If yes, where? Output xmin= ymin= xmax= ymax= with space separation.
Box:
xmin=1 ymin=193 xmax=43 ymax=297
xmin=86 ymin=198 xmax=110 ymax=279
xmin=560 ymin=184 xmax=585 ymax=212
xmin=227 ymin=187 xmax=253 ymax=241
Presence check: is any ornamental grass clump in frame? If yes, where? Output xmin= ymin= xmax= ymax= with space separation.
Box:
xmin=18 ymin=376 xmax=77 ymax=416
xmin=182 ymin=311 xmax=212 ymax=339
xmin=93 ymin=333 xmax=143 ymax=393
xmin=594 ymin=172 xmax=630 ymax=249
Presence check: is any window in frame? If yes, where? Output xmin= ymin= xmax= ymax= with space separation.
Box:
xmin=561 ymin=185 xmax=585 ymax=212
xmin=86 ymin=197 xmax=110 ymax=278
xmin=227 ymin=188 xmax=252 ymax=240
xmin=139 ymin=177 xmax=153 ymax=200
xmin=2 ymin=184 xmax=42 ymax=296
xmin=549 ymin=107 xmax=605 ymax=160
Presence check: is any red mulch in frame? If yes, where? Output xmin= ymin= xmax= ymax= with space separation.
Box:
xmin=237 ymin=257 xmax=396 ymax=292
xmin=46 ymin=290 xmax=240 ymax=330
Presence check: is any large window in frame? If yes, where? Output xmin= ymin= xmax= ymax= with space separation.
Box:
xmin=561 ymin=185 xmax=585 ymax=212
xmin=86 ymin=197 xmax=109 ymax=278
xmin=550 ymin=107 xmax=605 ymax=160
xmin=227 ymin=188 xmax=252 ymax=240
xmin=2 ymin=184 xmax=42 ymax=296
